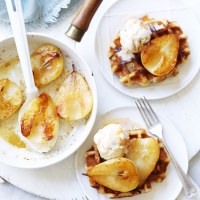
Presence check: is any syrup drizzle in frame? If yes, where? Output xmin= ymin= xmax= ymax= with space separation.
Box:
xmin=113 ymin=47 xmax=122 ymax=53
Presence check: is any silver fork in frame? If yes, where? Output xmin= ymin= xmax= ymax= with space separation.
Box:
xmin=135 ymin=97 xmax=197 ymax=198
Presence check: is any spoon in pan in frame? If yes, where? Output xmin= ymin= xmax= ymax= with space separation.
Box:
xmin=5 ymin=0 xmax=38 ymax=135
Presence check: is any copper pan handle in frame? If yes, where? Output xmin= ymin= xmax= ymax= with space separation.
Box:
xmin=66 ymin=0 xmax=103 ymax=42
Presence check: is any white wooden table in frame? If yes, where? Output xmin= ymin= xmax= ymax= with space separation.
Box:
xmin=0 ymin=0 xmax=200 ymax=199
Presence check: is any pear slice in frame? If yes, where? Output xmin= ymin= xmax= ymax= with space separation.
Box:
xmin=87 ymin=158 xmax=139 ymax=192
xmin=126 ymin=138 xmax=160 ymax=186
xmin=0 ymin=79 xmax=22 ymax=121
xmin=56 ymin=71 xmax=93 ymax=121
xmin=20 ymin=93 xmax=59 ymax=153
xmin=31 ymin=44 xmax=64 ymax=88
xmin=141 ymin=34 xmax=179 ymax=76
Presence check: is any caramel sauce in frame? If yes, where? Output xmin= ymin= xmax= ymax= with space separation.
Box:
xmin=113 ymin=47 xmax=122 ymax=53
xmin=0 ymin=128 xmax=26 ymax=148
xmin=0 ymin=57 xmax=19 ymax=72
xmin=113 ymin=37 xmax=149 ymax=78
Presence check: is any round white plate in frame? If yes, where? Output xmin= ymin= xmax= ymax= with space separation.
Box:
xmin=94 ymin=0 xmax=200 ymax=99
xmin=75 ymin=106 xmax=188 ymax=200
xmin=0 ymin=33 xmax=97 ymax=168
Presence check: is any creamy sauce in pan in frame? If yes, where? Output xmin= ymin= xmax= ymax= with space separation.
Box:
xmin=0 ymin=56 xmax=78 ymax=150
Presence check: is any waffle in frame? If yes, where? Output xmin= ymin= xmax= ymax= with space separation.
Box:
xmin=108 ymin=17 xmax=190 ymax=86
xmin=85 ymin=129 xmax=170 ymax=198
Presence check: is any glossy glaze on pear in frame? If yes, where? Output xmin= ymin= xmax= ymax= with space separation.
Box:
xmin=87 ymin=157 xmax=139 ymax=192
xmin=0 ymin=79 xmax=22 ymax=121
xmin=141 ymin=34 xmax=179 ymax=76
xmin=56 ymin=70 xmax=93 ymax=121
xmin=31 ymin=44 xmax=64 ymax=88
xmin=126 ymin=138 xmax=160 ymax=185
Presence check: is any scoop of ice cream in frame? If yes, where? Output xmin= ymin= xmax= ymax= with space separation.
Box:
xmin=120 ymin=18 xmax=151 ymax=54
xmin=94 ymin=124 xmax=129 ymax=160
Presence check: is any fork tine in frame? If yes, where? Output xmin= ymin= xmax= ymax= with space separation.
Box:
xmin=138 ymin=98 xmax=153 ymax=126
xmin=140 ymin=98 xmax=156 ymax=125
xmin=143 ymin=97 xmax=160 ymax=122
xmin=135 ymin=100 xmax=150 ymax=128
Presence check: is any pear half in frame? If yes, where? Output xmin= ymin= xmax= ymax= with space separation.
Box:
xmin=20 ymin=93 xmax=59 ymax=153
xmin=31 ymin=44 xmax=64 ymax=88
xmin=87 ymin=157 xmax=139 ymax=192
xmin=126 ymin=138 xmax=160 ymax=186
xmin=0 ymin=79 xmax=22 ymax=121
xmin=141 ymin=34 xmax=179 ymax=76
xmin=56 ymin=71 xmax=93 ymax=121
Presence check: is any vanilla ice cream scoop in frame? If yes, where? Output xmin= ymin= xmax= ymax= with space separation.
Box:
xmin=120 ymin=18 xmax=151 ymax=54
xmin=94 ymin=124 xmax=129 ymax=160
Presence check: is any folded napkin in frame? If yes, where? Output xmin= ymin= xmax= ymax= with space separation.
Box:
xmin=0 ymin=0 xmax=82 ymax=28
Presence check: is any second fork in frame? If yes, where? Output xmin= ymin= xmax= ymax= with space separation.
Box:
xmin=135 ymin=97 xmax=197 ymax=198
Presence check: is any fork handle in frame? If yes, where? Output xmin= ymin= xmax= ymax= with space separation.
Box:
xmin=161 ymin=139 xmax=197 ymax=197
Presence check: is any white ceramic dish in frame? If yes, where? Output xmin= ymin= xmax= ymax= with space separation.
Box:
xmin=94 ymin=0 xmax=200 ymax=100
xmin=0 ymin=33 xmax=97 ymax=168
xmin=75 ymin=106 xmax=188 ymax=200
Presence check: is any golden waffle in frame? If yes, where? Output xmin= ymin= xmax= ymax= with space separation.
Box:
xmin=108 ymin=18 xmax=190 ymax=86
xmin=85 ymin=129 xmax=170 ymax=198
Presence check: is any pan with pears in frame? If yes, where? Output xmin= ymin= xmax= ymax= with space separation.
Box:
xmin=85 ymin=124 xmax=170 ymax=198
xmin=0 ymin=44 xmax=93 ymax=153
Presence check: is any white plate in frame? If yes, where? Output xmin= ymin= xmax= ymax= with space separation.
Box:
xmin=94 ymin=0 xmax=200 ymax=99
xmin=0 ymin=33 xmax=97 ymax=168
xmin=75 ymin=106 xmax=188 ymax=200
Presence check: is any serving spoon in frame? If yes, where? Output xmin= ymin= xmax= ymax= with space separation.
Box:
xmin=5 ymin=0 xmax=38 ymax=136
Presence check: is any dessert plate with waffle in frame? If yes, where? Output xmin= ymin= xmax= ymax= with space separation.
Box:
xmin=95 ymin=0 xmax=200 ymax=99
xmin=75 ymin=106 xmax=188 ymax=200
